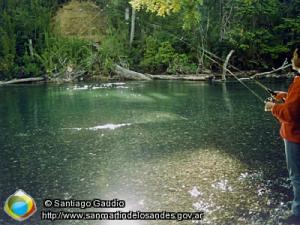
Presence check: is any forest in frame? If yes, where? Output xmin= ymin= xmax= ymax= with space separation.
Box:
xmin=0 ymin=0 xmax=299 ymax=80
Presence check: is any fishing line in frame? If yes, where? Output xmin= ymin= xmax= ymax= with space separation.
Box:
xmin=225 ymin=69 xmax=265 ymax=103
xmin=251 ymin=78 xmax=276 ymax=96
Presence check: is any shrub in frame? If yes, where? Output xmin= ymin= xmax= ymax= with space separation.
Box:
xmin=141 ymin=36 xmax=197 ymax=74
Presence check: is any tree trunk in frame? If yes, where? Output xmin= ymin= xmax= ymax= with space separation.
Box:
xmin=149 ymin=74 xmax=211 ymax=81
xmin=114 ymin=64 xmax=151 ymax=80
xmin=29 ymin=39 xmax=34 ymax=56
xmin=0 ymin=77 xmax=45 ymax=85
xmin=129 ymin=8 xmax=136 ymax=47
xmin=222 ymin=50 xmax=234 ymax=81
xmin=125 ymin=7 xmax=130 ymax=21
xmin=113 ymin=65 xmax=213 ymax=81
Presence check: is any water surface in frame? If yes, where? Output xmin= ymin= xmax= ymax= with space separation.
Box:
xmin=0 ymin=80 xmax=292 ymax=224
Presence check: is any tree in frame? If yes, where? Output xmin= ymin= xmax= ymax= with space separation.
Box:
xmin=130 ymin=0 xmax=203 ymax=29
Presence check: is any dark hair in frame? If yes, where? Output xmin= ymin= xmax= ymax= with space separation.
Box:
xmin=294 ymin=48 xmax=300 ymax=56
xmin=293 ymin=48 xmax=300 ymax=68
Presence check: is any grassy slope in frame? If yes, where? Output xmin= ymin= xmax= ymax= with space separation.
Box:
xmin=53 ymin=0 xmax=106 ymax=42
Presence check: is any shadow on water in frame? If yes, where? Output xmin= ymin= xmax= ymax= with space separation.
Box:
xmin=0 ymin=80 xmax=294 ymax=224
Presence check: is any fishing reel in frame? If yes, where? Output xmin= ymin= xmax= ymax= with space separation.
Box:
xmin=264 ymin=94 xmax=281 ymax=112
xmin=264 ymin=94 xmax=285 ymax=104
xmin=265 ymin=96 xmax=276 ymax=103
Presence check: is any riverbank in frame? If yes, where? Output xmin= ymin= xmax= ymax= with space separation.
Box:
xmin=0 ymin=72 xmax=292 ymax=86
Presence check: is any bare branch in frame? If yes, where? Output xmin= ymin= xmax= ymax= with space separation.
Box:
xmin=251 ymin=59 xmax=291 ymax=78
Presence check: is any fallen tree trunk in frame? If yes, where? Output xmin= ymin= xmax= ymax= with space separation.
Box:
xmin=114 ymin=64 xmax=213 ymax=81
xmin=251 ymin=58 xmax=291 ymax=78
xmin=0 ymin=77 xmax=45 ymax=85
xmin=114 ymin=64 xmax=152 ymax=80
xmin=149 ymin=74 xmax=212 ymax=81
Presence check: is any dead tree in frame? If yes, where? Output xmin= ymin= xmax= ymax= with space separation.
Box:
xmin=251 ymin=59 xmax=291 ymax=78
xmin=222 ymin=50 xmax=234 ymax=80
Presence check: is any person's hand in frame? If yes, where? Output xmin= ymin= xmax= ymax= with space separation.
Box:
xmin=274 ymin=91 xmax=287 ymax=95
xmin=274 ymin=91 xmax=287 ymax=98
xmin=274 ymin=91 xmax=287 ymax=94
xmin=264 ymin=101 xmax=275 ymax=112
xmin=272 ymin=91 xmax=287 ymax=103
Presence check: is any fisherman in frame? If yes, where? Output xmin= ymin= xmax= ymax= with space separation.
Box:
xmin=265 ymin=48 xmax=300 ymax=224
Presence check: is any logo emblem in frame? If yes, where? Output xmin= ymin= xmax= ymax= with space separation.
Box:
xmin=4 ymin=189 xmax=37 ymax=221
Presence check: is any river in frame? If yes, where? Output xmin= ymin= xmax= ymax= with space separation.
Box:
xmin=0 ymin=80 xmax=293 ymax=224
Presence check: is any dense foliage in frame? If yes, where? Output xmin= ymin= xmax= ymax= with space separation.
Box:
xmin=130 ymin=0 xmax=300 ymax=71
xmin=0 ymin=0 xmax=68 ymax=79
xmin=1 ymin=0 xmax=300 ymax=79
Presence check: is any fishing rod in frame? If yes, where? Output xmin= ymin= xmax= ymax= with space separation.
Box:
xmin=225 ymin=69 xmax=265 ymax=103
xmin=250 ymin=78 xmax=276 ymax=96
xmin=226 ymin=69 xmax=287 ymax=104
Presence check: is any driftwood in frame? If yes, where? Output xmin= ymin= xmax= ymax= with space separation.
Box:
xmin=149 ymin=74 xmax=212 ymax=81
xmin=65 ymin=69 xmax=86 ymax=81
xmin=251 ymin=59 xmax=291 ymax=78
xmin=114 ymin=64 xmax=214 ymax=81
xmin=0 ymin=77 xmax=45 ymax=85
xmin=114 ymin=64 xmax=152 ymax=80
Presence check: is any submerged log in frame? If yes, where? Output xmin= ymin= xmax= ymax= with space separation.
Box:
xmin=0 ymin=77 xmax=45 ymax=85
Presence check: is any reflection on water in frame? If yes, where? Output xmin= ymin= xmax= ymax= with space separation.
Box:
xmin=0 ymin=80 xmax=292 ymax=224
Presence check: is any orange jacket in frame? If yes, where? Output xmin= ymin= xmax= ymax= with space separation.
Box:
xmin=272 ymin=76 xmax=300 ymax=143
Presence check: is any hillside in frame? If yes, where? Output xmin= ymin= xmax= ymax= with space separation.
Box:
xmin=53 ymin=0 xmax=106 ymax=42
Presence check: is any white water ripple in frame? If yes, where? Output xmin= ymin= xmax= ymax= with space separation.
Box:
xmin=64 ymin=123 xmax=131 ymax=131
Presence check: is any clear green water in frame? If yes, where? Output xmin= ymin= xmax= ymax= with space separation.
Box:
xmin=0 ymin=80 xmax=293 ymax=224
